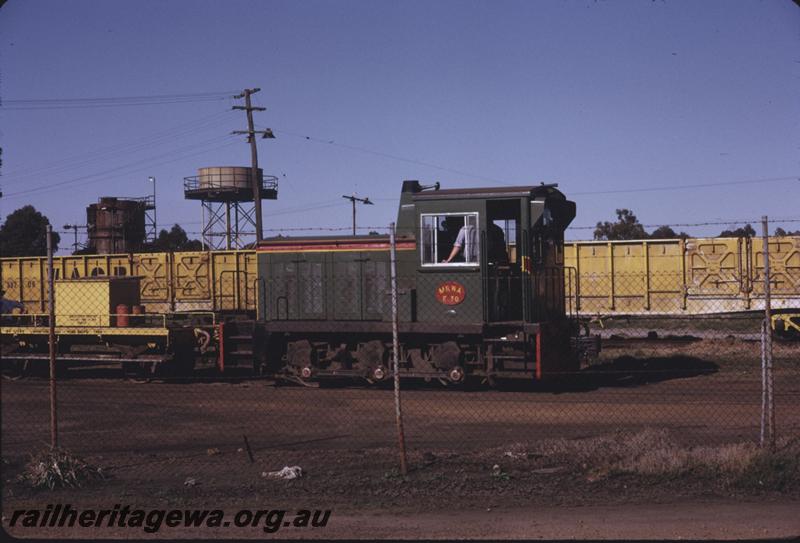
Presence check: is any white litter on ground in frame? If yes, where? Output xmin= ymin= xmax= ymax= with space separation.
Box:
xmin=262 ymin=466 xmax=303 ymax=480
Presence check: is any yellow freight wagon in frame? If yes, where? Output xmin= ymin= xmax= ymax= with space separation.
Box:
xmin=1 ymin=250 xmax=259 ymax=315
xmin=564 ymin=235 xmax=800 ymax=315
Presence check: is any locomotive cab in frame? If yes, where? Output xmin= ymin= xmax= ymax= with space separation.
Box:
xmin=396 ymin=181 xmax=576 ymax=328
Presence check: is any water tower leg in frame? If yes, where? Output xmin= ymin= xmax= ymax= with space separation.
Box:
xmin=225 ymin=201 xmax=232 ymax=250
xmin=234 ymin=204 xmax=240 ymax=249
xmin=201 ymin=204 xmax=207 ymax=250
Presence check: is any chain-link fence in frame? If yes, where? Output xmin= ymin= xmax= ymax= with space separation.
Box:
xmin=1 ymin=225 xmax=798 ymax=514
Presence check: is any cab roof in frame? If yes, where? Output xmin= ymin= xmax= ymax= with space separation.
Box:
xmin=411 ymin=184 xmax=566 ymax=201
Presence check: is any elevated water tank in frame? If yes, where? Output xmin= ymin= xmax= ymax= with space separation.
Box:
xmin=184 ymin=166 xmax=278 ymax=201
xmin=198 ymin=166 xmax=261 ymax=190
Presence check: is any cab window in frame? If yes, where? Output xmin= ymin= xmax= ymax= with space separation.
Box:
xmin=420 ymin=213 xmax=479 ymax=266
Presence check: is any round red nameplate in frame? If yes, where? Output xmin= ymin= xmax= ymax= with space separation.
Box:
xmin=436 ymin=281 xmax=466 ymax=306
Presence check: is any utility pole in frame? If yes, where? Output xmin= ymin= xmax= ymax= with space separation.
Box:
xmin=64 ymin=223 xmax=89 ymax=254
xmin=233 ymin=88 xmax=275 ymax=242
xmin=64 ymin=224 xmax=79 ymax=253
xmin=342 ymin=194 xmax=374 ymax=235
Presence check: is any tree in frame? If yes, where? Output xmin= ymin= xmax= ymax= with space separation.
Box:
xmin=718 ymin=224 xmax=756 ymax=238
xmin=0 ymin=205 xmax=60 ymax=256
xmin=649 ymin=225 xmax=689 ymax=240
xmin=775 ymin=227 xmax=800 ymax=236
xmin=143 ymin=224 xmax=203 ymax=252
xmin=593 ymin=209 xmax=648 ymax=240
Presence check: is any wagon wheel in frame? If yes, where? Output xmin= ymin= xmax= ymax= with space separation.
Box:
xmin=2 ymin=359 xmax=29 ymax=381
xmin=122 ymin=362 xmax=153 ymax=384
xmin=3 ymin=359 xmax=66 ymax=380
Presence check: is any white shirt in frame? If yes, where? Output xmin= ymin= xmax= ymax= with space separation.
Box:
xmin=454 ymin=225 xmax=478 ymax=263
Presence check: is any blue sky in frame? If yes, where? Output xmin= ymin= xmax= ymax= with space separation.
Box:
xmin=1 ymin=0 xmax=798 ymax=252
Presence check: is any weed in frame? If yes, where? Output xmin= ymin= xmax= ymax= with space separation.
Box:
xmin=526 ymin=429 xmax=799 ymax=491
xmin=17 ymin=448 xmax=104 ymax=490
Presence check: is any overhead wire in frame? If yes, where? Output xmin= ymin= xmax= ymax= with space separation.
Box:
xmin=4 ymin=97 xmax=798 ymax=229
xmin=572 ymin=176 xmax=800 ymax=196
xmin=266 ymin=126 xmax=800 ymax=196
xmin=1 ymin=110 xmax=235 ymax=184
xmin=2 ymin=135 xmax=240 ymax=200
xmin=2 ymin=91 xmax=238 ymax=110
xmin=267 ymin=126 xmax=513 ymax=185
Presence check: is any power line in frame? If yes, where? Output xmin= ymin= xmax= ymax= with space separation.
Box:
xmin=268 ymin=126 xmax=800 ymax=196
xmin=4 ymin=91 xmax=237 ymax=103
xmin=2 ymin=91 xmax=238 ymax=110
xmin=176 ymin=200 xmax=353 ymax=225
xmin=2 ymin=136 xmax=240 ymax=200
xmin=269 ymin=127 xmax=512 ymax=185
xmin=572 ymin=176 xmax=800 ymax=196
xmin=1 ymin=110 xmax=234 ymax=184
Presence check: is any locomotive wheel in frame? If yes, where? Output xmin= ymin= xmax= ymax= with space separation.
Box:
xmin=371 ymin=365 xmax=388 ymax=381
xmin=435 ymin=366 xmax=465 ymax=388
xmin=448 ymin=366 xmax=465 ymax=383
xmin=276 ymin=366 xmax=317 ymax=387
xmin=280 ymin=370 xmax=317 ymax=388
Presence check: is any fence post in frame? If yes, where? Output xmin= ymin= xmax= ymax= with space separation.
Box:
xmin=47 ymin=224 xmax=59 ymax=449
xmin=760 ymin=319 xmax=767 ymax=447
xmin=760 ymin=216 xmax=775 ymax=449
xmin=389 ymin=222 xmax=408 ymax=475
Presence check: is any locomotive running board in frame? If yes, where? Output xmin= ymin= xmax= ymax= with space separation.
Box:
xmin=0 ymin=353 xmax=170 ymax=363
xmin=263 ymin=320 xmax=486 ymax=335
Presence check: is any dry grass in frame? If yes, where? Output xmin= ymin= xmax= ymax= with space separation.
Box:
xmin=17 ymin=447 xmax=105 ymax=490
xmin=517 ymin=429 xmax=799 ymax=489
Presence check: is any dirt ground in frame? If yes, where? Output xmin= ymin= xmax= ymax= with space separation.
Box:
xmin=2 ymin=337 xmax=799 ymax=539
xmin=4 ymin=500 xmax=799 ymax=539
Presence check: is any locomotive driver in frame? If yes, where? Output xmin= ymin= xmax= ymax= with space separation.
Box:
xmin=443 ymin=222 xmax=508 ymax=264
xmin=443 ymin=222 xmax=477 ymax=263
